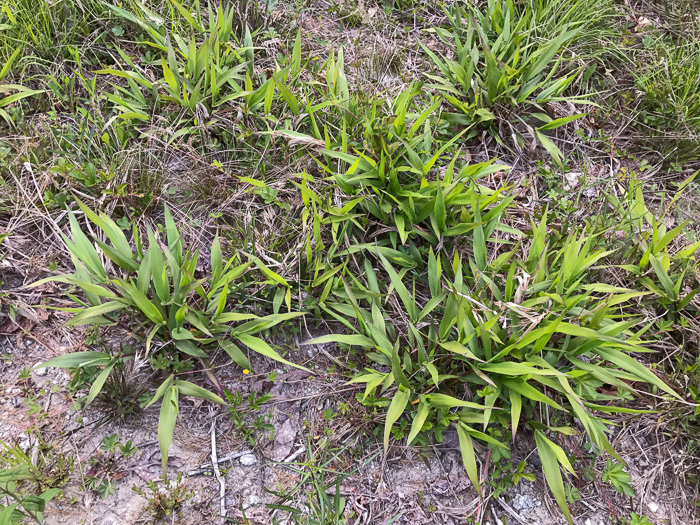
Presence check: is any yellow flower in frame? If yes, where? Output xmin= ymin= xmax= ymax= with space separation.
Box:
xmin=243 ymin=369 xmax=250 ymax=375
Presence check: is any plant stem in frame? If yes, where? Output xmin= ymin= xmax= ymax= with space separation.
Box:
xmin=0 ymin=486 xmax=43 ymax=524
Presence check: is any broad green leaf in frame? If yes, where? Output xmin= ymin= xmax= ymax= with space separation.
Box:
xmin=303 ymin=334 xmax=374 ymax=348
xmin=215 ymin=312 xmax=258 ymax=323
xmin=144 ymin=374 xmax=174 ymax=408
xmin=163 ymin=203 xmax=183 ymax=265
xmin=593 ymin=346 xmax=680 ymax=399
xmin=428 ymin=249 xmax=442 ymax=298
xmin=37 ymin=351 xmax=111 ymax=369
xmin=534 ymin=430 xmax=573 ymax=524
xmin=19 ymin=495 xmax=45 ymax=512
xmin=0 ymin=47 xmax=21 ymax=81
xmin=376 ymin=250 xmax=418 ymax=322
xmin=425 ymin=393 xmax=489 ymax=410
xmin=384 ymin=386 xmax=411 ymax=451
xmin=137 ymin=247 xmax=153 ymax=294
xmin=64 ymin=211 xmax=106 ymax=279
xmin=167 ymin=0 xmax=204 ymax=31
xmin=406 ymin=400 xmax=430 ymax=446
xmin=244 ymin=26 xmax=254 ymax=77
xmin=472 ymin=195 xmax=487 ymax=270
xmin=510 ymin=390 xmax=522 ymax=439
xmin=0 ymin=465 xmax=33 ymax=482
xmin=220 ymin=340 xmax=250 ymax=369
xmin=117 ymin=281 xmax=164 ymax=325
xmin=174 ymin=340 xmax=208 ymax=358
xmin=174 ymin=379 xmax=225 ymax=404
xmin=159 ymin=385 xmax=179 ymax=473
xmin=146 ymin=324 xmax=160 ymax=353
xmin=439 ymin=341 xmax=483 ymax=362
xmin=425 ymin=362 xmax=440 ymax=387
xmin=95 ymin=239 xmax=139 ymax=272
xmin=0 ymin=88 xmax=44 ymax=109
xmin=236 ymin=333 xmax=310 ymax=372
xmin=391 ymin=343 xmax=411 ymax=389
xmin=215 ymin=285 xmax=228 ymax=317
xmin=75 ymin=198 xmax=132 ymax=259
xmin=85 ymin=359 xmax=117 ymax=406
xmin=503 ymin=378 xmax=566 ymax=411
xmin=271 ymin=76 xmax=300 ymax=115
xmin=171 ymin=327 xmax=196 ymax=340
xmin=538 ymin=114 xmax=585 ymax=131
xmin=0 ymin=504 xmax=18 ymax=524
xmin=211 ymin=233 xmax=223 ymax=283
xmin=291 ymin=29 xmax=301 ymax=79
xmin=649 ymin=254 xmax=675 ymax=298
xmin=456 ymin=422 xmax=481 ymax=497
xmin=535 ymin=130 xmax=563 ymax=166
xmin=64 ymin=301 xmax=127 ymax=327
xmin=434 ymin=180 xmax=446 ymax=235
xmin=29 ymin=275 xmax=116 ymax=299
xmin=481 ymin=362 xmax=563 ymax=377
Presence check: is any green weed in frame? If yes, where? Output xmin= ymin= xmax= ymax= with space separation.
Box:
xmin=132 ymin=472 xmax=193 ymax=523
xmin=634 ymin=36 xmax=700 ymax=161
xmin=264 ymin=432 xmax=366 ymax=525
xmin=422 ymin=0 xmax=595 ymax=161
xmin=31 ymin=199 xmax=308 ymax=472
xmin=0 ymin=439 xmax=67 ymax=524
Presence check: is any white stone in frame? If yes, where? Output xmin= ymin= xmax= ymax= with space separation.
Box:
xmin=19 ymin=437 xmax=30 ymax=452
xmin=647 ymin=501 xmax=659 ymax=513
xmin=34 ymin=364 xmax=48 ymax=376
xmin=243 ymin=495 xmax=262 ymax=509
xmin=564 ymin=171 xmax=581 ymax=190
xmin=239 ymin=453 xmax=257 ymax=466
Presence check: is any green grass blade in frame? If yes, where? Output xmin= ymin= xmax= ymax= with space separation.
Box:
xmin=376 ymin=250 xmax=418 ymax=322
xmin=534 ymin=430 xmax=573 ymax=524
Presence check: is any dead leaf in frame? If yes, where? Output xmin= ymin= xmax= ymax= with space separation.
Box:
xmin=271 ymin=418 xmax=297 ymax=461
xmin=637 ymin=16 xmax=652 ymax=28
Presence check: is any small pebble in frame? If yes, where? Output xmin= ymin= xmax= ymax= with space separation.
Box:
xmin=239 ymin=454 xmax=257 ymax=466
xmin=512 ymin=494 xmax=535 ymax=511
xmin=647 ymin=501 xmax=659 ymax=513
xmin=243 ymin=495 xmax=262 ymax=509
xmin=33 ymin=364 xmax=48 ymax=376
xmin=6 ymin=397 xmax=22 ymax=409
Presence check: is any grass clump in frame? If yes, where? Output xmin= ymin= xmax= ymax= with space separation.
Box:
xmin=634 ymin=36 xmax=700 ymax=160
xmin=308 ymin=205 xmax=693 ymax=521
xmin=31 ymin=198 xmax=308 ymax=472
xmin=421 ymin=0 xmax=598 ymax=160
